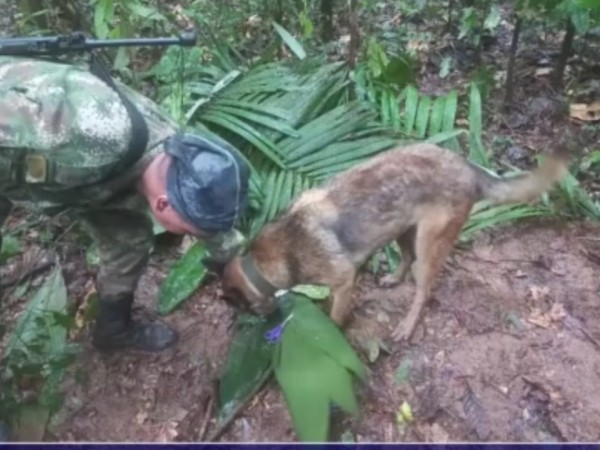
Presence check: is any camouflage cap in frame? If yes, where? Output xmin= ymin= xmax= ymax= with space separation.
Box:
xmin=165 ymin=133 xmax=250 ymax=232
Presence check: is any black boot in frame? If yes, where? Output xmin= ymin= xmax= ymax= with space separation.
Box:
xmin=92 ymin=295 xmax=178 ymax=352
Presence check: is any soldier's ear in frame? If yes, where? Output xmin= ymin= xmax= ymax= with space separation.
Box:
xmin=156 ymin=195 xmax=169 ymax=213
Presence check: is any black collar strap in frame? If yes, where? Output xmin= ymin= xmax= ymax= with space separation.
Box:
xmin=239 ymin=253 xmax=278 ymax=298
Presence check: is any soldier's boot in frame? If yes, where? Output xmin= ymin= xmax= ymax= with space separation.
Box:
xmin=92 ymin=295 xmax=178 ymax=352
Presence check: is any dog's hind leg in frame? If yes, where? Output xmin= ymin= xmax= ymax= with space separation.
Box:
xmin=379 ymin=227 xmax=416 ymax=287
xmin=391 ymin=203 xmax=471 ymax=342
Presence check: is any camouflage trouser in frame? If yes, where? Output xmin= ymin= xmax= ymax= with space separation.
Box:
xmin=77 ymin=208 xmax=155 ymax=304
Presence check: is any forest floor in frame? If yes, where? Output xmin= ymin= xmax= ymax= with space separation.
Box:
xmin=1 ymin=1 xmax=600 ymax=443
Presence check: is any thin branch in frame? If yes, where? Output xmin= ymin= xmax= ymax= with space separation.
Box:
xmin=205 ymin=368 xmax=274 ymax=442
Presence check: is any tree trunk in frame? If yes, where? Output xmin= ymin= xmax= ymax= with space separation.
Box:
xmin=552 ymin=18 xmax=575 ymax=91
xmin=444 ymin=0 xmax=454 ymax=33
xmin=320 ymin=0 xmax=334 ymax=42
xmin=347 ymin=0 xmax=359 ymax=69
xmin=503 ymin=15 xmax=522 ymax=110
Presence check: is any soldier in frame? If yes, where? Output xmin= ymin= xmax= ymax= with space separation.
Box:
xmin=0 ymin=55 xmax=250 ymax=352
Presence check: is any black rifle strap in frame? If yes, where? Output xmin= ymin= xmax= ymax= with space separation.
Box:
xmin=88 ymin=52 xmax=150 ymax=179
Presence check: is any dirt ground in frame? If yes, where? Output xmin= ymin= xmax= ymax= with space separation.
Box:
xmin=37 ymin=218 xmax=600 ymax=443
xmin=1 ymin=0 xmax=599 ymax=443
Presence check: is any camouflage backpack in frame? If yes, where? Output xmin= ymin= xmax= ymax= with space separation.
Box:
xmin=0 ymin=55 xmax=149 ymax=190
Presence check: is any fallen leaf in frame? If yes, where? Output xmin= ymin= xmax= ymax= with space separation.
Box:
xmin=527 ymin=308 xmax=551 ymax=328
xmin=535 ymin=67 xmax=553 ymax=76
xmin=569 ymin=101 xmax=600 ymax=122
xmin=157 ymin=421 xmax=179 ymax=442
xmin=70 ymin=285 xmax=97 ymax=340
xmin=340 ymin=430 xmax=355 ymax=442
xmin=365 ymin=338 xmax=380 ymax=363
xmin=376 ymin=311 xmax=390 ymax=323
xmin=398 ymin=401 xmax=413 ymax=422
xmin=462 ymin=385 xmax=491 ymax=440
xmin=394 ymin=359 xmax=412 ymax=385
xmin=135 ymin=411 xmax=148 ymax=425
xmin=429 ymin=422 xmax=450 ymax=442
xmin=549 ymin=303 xmax=567 ymax=322
xmin=179 ymin=235 xmax=197 ymax=255
xmin=527 ymin=285 xmax=550 ymax=302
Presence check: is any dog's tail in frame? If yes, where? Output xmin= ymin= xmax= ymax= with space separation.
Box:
xmin=473 ymin=152 xmax=569 ymax=205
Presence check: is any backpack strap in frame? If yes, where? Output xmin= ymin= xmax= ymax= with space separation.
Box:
xmin=87 ymin=52 xmax=150 ymax=180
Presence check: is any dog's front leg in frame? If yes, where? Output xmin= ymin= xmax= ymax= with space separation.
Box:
xmin=329 ymin=277 xmax=356 ymax=327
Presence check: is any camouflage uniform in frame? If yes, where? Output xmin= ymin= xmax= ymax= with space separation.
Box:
xmin=0 ymin=56 xmax=246 ymax=349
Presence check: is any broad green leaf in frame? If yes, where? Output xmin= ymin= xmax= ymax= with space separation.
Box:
xmin=157 ymin=242 xmax=208 ymax=315
xmin=554 ymin=171 xmax=600 ymax=220
xmin=415 ymin=95 xmax=432 ymax=138
xmin=274 ymin=293 xmax=365 ymax=442
xmin=382 ymin=55 xmax=416 ymax=88
xmin=273 ymin=22 xmax=307 ymax=60
xmin=403 ymin=85 xmax=420 ymax=135
xmin=93 ymin=0 xmax=113 ymax=39
xmin=461 ymin=202 xmax=550 ymax=241
xmin=576 ymin=0 xmax=600 ymax=7
xmin=426 ymin=129 xmax=468 ymax=146
xmin=441 ymin=88 xmax=460 ymax=152
xmin=442 ymin=89 xmax=458 ymax=132
xmin=580 ymin=150 xmax=600 ymax=171
xmin=290 ymin=285 xmax=331 ymax=300
xmin=6 ymin=266 xmax=68 ymax=356
xmin=275 ymin=324 xmax=331 ymax=441
xmin=384 ymin=244 xmax=401 ymax=273
xmin=200 ymin=110 xmax=286 ymax=168
xmin=570 ymin=8 xmax=591 ymax=34
xmin=210 ymin=104 xmax=299 ymax=138
xmin=380 ymin=89 xmax=392 ymax=126
xmin=0 ymin=234 xmax=21 ymax=262
xmin=85 ymin=243 xmax=100 ymax=267
xmin=218 ymin=314 xmax=280 ymax=423
xmin=124 ymin=2 xmax=166 ymax=21
xmin=484 ymin=4 xmax=502 ymax=30
xmin=5 ymin=266 xmax=69 ymax=412
xmin=394 ymin=358 xmax=413 ymax=385
xmin=439 ymin=56 xmax=453 ymax=79
xmin=265 ymin=169 xmax=288 ymax=222
xmin=468 ymin=82 xmax=490 ymax=167
xmin=282 ymin=294 xmax=366 ymax=379
xmin=428 ymin=96 xmax=446 ymax=136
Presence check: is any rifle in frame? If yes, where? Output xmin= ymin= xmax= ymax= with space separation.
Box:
xmin=0 ymin=30 xmax=197 ymax=56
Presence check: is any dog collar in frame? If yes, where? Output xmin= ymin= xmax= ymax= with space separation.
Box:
xmin=239 ymin=253 xmax=279 ymax=298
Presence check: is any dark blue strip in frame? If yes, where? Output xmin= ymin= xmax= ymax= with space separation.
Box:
xmin=1 ymin=445 xmax=600 ymax=450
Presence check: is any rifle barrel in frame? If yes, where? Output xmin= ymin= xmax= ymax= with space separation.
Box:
xmin=0 ymin=31 xmax=197 ymax=56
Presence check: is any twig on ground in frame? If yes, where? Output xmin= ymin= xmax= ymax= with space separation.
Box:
xmin=205 ymin=368 xmax=273 ymax=442
xmin=197 ymin=391 xmax=215 ymax=441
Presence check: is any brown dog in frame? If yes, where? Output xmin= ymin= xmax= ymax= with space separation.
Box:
xmin=221 ymin=143 xmax=568 ymax=341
